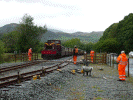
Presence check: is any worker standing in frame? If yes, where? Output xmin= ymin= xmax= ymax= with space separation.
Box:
xmin=90 ymin=50 xmax=95 ymax=63
xmin=73 ymin=45 xmax=78 ymax=64
xmin=116 ymin=51 xmax=128 ymax=81
xmin=28 ymin=48 xmax=32 ymax=61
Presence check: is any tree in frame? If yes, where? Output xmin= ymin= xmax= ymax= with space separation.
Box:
xmin=99 ymin=23 xmax=118 ymax=41
xmin=98 ymin=13 xmax=133 ymax=54
xmin=0 ymin=40 xmax=5 ymax=63
xmin=62 ymin=38 xmax=94 ymax=52
xmin=93 ymin=40 xmax=103 ymax=53
xmin=1 ymin=31 xmax=19 ymax=53
xmin=101 ymin=38 xmax=119 ymax=53
xmin=115 ymin=13 xmax=133 ymax=53
xmin=17 ymin=14 xmax=47 ymax=52
xmin=86 ymin=42 xmax=94 ymax=53
xmin=93 ymin=38 xmax=118 ymax=53
xmin=62 ymin=38 xmax=81 ymax=48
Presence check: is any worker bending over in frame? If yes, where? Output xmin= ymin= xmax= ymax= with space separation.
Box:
xmin=116 ymin=51 xmax=128 ymax=81
xmin=90 ymin=50 xmax=95 ymax=63
xmin=28 ymin=48 xmax=32 ymax=61
xmin=73 ymin=45 xmax=78 ymax=64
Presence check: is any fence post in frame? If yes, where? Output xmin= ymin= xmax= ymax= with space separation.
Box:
xmin=14 ymin=54 xmax=16 ymax=63
xmin=20 ymin=54 xmax=22 ymax=62
xmin=32 ymin=53 xmax=33 ymax=61
xmin=105 ymin=53 xmax=107 ymax=64
xmin=35 ymin=53 xmax=37 ymax=60
xmin=84 ymin=53 xmax=85 ymax=60
xmin=94 ymin=52 xmax=96 ymax=64
xmin=113 ymin=54 xmax=114 ymax=68
xmin=68 ymin=48 xmax=69 ymax=56
xmin=27 ymin=53 xmax=28 ymax=61
xmin=107 ymin=54 xmax=109 ymax=65
xmin=35 ymin=53 xmax=36 ymax=60
xmin=23 ymin=54 xmax=25 ymax=61
xmin=110 ymin=54 xmax=111 ymax=67
xmin=102 ymin=54 xmax=104 ymax=64
xmin=37 ymin=53 xmax=38 ymax=60
xmin=23 ymin=54 xmax=24 ymax=62
xmin=86 ymin=53 xmax=87 ymax=62
xmin=128 ymin=58 xmax=129 ymax=77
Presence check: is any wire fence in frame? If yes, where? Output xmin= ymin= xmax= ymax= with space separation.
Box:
xmin=106 ymin=53 xmax=118 ymax=68
xmin=84 ymin=52 xmax=132 ymax=77
xmin=106 ymin=53 xmax=131 ymax=77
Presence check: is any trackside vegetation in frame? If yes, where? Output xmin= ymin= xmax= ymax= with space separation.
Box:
xmin=62 ymin=38 xmax=94 ymax=53
xmin=0 ymin=40 xmax=5 ymax=63
xmin=93 ymin=13 xmax=133 ymax=54
xmin=1 ymin=14 xmax=47 ymax=53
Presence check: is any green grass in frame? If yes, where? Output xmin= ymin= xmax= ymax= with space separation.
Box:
xmin=127 ymin=76 xmax=133 ymax=85
xmin=97 ymin=89 xmax=104 ymax=92
xmin=37 ymin=53 xmax=43 ymax=59
xmin=3 ymin=53 xmax=14 ymax=56
xmin=95 ymin=97 xmax=103 ymax=100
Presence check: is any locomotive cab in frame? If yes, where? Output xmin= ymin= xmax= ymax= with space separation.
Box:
xmin=45 ymin=44 xmax=55 ymax=50
xmin=41 ymin=40 xmax=61 ymax=59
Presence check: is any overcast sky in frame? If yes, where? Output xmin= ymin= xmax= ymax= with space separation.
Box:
xmin=0 ymin=0 xmax=133 ymax=33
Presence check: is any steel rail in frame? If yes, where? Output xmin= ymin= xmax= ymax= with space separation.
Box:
xmin=0 ymin=58 xmax=71 ymax=88
xmin=0 ymin=60 xmax=47 ymax=73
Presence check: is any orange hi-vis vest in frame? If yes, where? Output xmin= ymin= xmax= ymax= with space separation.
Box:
xmin=116 ymin=53 xmax=128 ymax=65
xmin=28 ymin=49 xmax=32 ymax=56
xmin=90 ymin=50 xmax=94 ymax=56
xmin=75 ymin=48 xmax=78 ymax=53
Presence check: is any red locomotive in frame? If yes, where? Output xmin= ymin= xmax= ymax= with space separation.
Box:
xmin=41 ymin=40 xmax=84 ymax=59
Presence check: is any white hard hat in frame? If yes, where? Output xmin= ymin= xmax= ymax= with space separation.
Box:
xmin=30 ymin=48 xmax=32 ymax=49
xmin=121 ymin=51 xmax=125 ymax=54
xmin=74 ymin=45 xmax=77 ymax=47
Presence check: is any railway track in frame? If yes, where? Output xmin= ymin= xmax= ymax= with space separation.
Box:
xmin=0 ymin=58 xmax=72 ymax=88
xmin=0 ymin=60 xmax=47 ymax=73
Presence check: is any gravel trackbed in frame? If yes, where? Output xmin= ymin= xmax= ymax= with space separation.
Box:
xmin=0 ymin=56 xmax=133 ymax=100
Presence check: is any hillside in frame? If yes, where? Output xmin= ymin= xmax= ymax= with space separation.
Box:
xmin=0 ymin=23 xmax=18 ymax=34
xmin=95 ymin=13 xmax=133 ymax=53
xmin=0 ymin=23 xmax=103 ymax=43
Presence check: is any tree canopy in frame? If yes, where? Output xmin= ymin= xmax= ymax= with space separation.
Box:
xmin=1 ymin=14 xmax=47 ymax=53
xmin=115 ymin=13 xmax=133 ymax=53
xmin=2 ymin=31 xmax=19 ymax=53
xmin=0 ymin=40 xmax=5 ymax=63
xmin=94 ymin=13 xmax=133 ymax=54
xmin=17 ymin=14 xmax=47 ymax=53
xmin=62 ymin=38 xmax=94 ymax=53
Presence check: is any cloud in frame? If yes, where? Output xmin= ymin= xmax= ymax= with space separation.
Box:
xmin=0 ymin=0 xmax=133 ymax=33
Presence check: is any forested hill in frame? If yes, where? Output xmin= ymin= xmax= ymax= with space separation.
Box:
xmin=94 ymin=13 xmax=133 ymax=54
xmin=41 ymin=30 xmax=103 ymax=43
xmin=0 ymin=23 xmax=18 ymax=34
xmin=0 ymin=23 xmax=103 ymax=43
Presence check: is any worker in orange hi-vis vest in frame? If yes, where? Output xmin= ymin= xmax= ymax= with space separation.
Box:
xmin=116 ymin=51 xmax=128 ymax=81
xmin=28 ymin=48 xmax=32 ymax=61
xmin=73 ymin=45 xmax=78 ymax=64
xmin=90 ymin=50 xmax=95 ymax=63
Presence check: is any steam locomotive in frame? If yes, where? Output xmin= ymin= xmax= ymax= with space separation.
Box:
xmin=41 ymin=40 xmax=84 ymax=59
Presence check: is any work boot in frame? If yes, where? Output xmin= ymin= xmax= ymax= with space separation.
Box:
xmin=117 ymin=79 xmax=122 ymax=81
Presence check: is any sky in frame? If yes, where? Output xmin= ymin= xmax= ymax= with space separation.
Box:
xmin=0 ymin=0 xmax=133 ymax=33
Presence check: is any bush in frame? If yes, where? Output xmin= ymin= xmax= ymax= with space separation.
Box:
xmin=0 ymin=40 xmax=5 ymax=63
